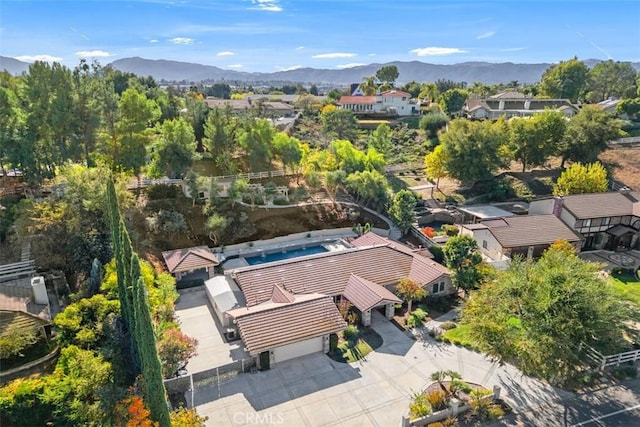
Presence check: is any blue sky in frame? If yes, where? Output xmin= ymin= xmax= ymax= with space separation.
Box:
xmin=2 ymin=0 xmax=639 ymax=71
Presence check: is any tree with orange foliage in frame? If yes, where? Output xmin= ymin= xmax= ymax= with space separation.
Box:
xmin=114 ymin=395 xmax=158 ymax=427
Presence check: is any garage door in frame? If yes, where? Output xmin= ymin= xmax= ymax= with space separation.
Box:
xmin=272 ymin=336 xmax=323 ymax=363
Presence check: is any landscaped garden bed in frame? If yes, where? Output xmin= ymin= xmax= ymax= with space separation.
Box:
xmin=407 ymin=371 xmax=509 ymax=426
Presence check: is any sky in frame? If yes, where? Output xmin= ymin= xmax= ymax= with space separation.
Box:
xmin=1 ymin=0 xmax=639 ymax=72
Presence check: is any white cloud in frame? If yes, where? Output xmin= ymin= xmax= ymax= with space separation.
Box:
xmin=477 ymin=31 xmax=495 ymax=40
xmin=75 ymin=50 xmax=112 ymax=57
xmin=250 ymin=0 xmax=282 ymax=12
xmin=409 ymin=47 xmax=467 ymax=56
xmin=227 ymin=64 xmax=244 ymax=69
xmin=217 ymin=51 xmax=235 ymax=56
xmin=368 ymin=53 xmax=376 ymax=57
xmin=169 ymin=37 xmax=195 ymax=45
xmin=336 ymin=63 xmax=366 ymax=69
xmin=276 ymin=65 xmax=302 ymax=71
xmin=149 ymin=39 xmax=159 ymax=43
xmin=296 ymin=46 xmax=304 ymax=50
xmin=14 ymin=54 xmax=63 ymax=62
xmin=312 ymin=52 xmax=356 ymax=59
xmin=500 ymin=47 xmax=525 ymax=52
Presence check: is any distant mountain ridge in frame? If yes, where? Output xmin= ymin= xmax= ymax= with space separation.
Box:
xmin=2 ymin=56 xmax=639 ymax=86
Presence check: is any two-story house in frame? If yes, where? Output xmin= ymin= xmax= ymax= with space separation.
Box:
xmin=464 ymin=91 xmax=579 ymax=120
xmin=338 ymin=90 xmax=417 ymax=117
xmin=529 ymin=190 xmax=640 ymax=250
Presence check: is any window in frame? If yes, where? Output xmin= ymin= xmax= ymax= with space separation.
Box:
xmin=432 ymin=281 xmax=446 ymax=294
xmin=602 ymin=217 xmax=610 ymax=226
xmin=583 ymin=219 xmax=591 ymax=227
xmin=482 ymin=240 xmax=488 ymax=249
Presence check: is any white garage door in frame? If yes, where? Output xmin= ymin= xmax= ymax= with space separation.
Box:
xmin=272 ymin=336 xmax=323 ymax=363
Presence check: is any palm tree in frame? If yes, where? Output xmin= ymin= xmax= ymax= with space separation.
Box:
xmin=360 ymin=76 xmax=378 ymax=96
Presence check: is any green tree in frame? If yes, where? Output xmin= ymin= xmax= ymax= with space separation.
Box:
xmin=396 ymin=278 xmax=426 ymax=314
xmin=322 ymin=108 xmax=358 ymax=142
xmin=553 ymin=162 xmax=608 ymax=195
xmin=538 ymin=57 xmax=588 ymax=102
xmin=375 ymin=65 xmax=399 ymax=86
xmin=419 ymin=112 xmax=449 ymax=138
xmin=0 ymin=322 xmax=40 ymax=359
xmin=461 ymin=247 xmax=630 ymax=384
xmin=368 ymin=123 xmax=392 ymax=158
xmin=561 ymin=105 xmax=622 ymax=166
xmin=586 ymin=60 xmax=638 ymax=103
xmin=442 ymin=235 xmax=483 ymax=293
xmin=203 ymin=106 xmax=238 ymax=174
xmin=424 ymin=145 xmax=448 ymax=196
xmin=439 ymin=119 xmax=509 ymax=183
xmin=438 ymin=88 xmax=468 ymax=115
xmin=53 ymin=294 xmax=120 ymax=350
xmin=508 ymin=110 xmax=567 ymax=172
xmin=272 ymin=133 xmax=303 ymax=173
xmin=149 ymin=118 xmax=198 ymax=178
xmin=107 ymin=179 xmax=171 ymax=426
xmin=388 ymin=189 xmax=417 ymax=235
xmin=344 ymin=169 xmax=389 ymax=211
xmin=205 ymin=213 xmax=228 ymax=244
xmin=617 ymin=97 xmax=640 ymax=119
xmin=238 ymin=118 xmax=275 ymax=171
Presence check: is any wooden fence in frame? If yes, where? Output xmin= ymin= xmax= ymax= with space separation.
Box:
xmin=585 ymin=345 xmax=640 ymax=371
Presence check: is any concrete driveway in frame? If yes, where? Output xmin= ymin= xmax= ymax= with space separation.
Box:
xmin=175 ymin=288 xmax=249 ymax=373
xmin=189 ymin=310 xmax=571 ymax=426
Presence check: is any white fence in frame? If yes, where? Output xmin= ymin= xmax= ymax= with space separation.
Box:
xmin=585 ymin=345 xmax=640 ymax=370
xmin=608 ymin=136 xmax=640 ymax=147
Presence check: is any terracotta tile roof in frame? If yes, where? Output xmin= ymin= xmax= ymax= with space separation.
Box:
xmin=270 ymin=283 xmax=295 ymax=303
xmin=228 ymin=294 xmax=346 ymax=355
xmin=561 ymin=192 xmax=640 ymax=219
xmin=232 ymin=245 xmax=450 ymax=307
xmin=481 ymin=214 xmax=582 ymax=248
xmin=162 ymin=246 xmax=220 ymax=273
xmin=351 ymin=232 xmax=412 ymax=254
xmin=343 ymin=274 xmax=401 ymax=312
xmin=338 ymin=96 xmax=378 ymax=105
xmin=380 ymin=90 xmax=411 ymax=97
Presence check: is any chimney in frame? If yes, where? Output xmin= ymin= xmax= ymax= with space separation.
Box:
xmin=552 ymin=196 xmax=563 ymax=218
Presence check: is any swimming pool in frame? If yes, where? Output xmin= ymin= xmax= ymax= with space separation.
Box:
xmin=245 ymin=245 xmax=328 ymax=266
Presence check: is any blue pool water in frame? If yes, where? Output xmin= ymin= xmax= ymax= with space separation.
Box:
xmin=245 ymin=245 xmax=328 ymax=265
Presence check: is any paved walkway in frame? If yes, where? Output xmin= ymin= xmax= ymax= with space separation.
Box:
xmin=190 ymin=311 xmax=571 ymax=426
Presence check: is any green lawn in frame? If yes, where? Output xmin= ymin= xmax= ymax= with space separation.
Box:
xmin=329 ymin=328 xmax=383 ymax=363
xmin=609 ymin=271 xmax=640 ymax=306
xmin=440 ymin=324 xmax=481 ymax=351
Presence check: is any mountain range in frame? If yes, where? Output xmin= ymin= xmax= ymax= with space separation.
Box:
xmin=2 ymin=56 xmax=639 ymax=86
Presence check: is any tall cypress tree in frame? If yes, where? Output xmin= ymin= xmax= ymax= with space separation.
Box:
xmin=106 ymin=179 xmax=170 ymax=426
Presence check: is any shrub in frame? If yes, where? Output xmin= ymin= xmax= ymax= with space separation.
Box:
xmin=329 ymin=333 xmax=338 ymax=352
xmin=441 ymin=224 xmax=459 ymax=236
xmin=412 ymin=307 xmax=428 ymax=320
xmin=440 ymin=321 xmax=457 ymax=330
xmin=429 ymin=245 xmax=444 ymax=263
xmin=487 ymin=404 xmax=505 ymax=420
xmin=409 ymin=392 xmax=432 ymax=419
xmin=425 ymin=390 xmax=447 ymax=411
xmin=406 ymin=315 xmax=419 ymax=328
xmin=343 ymin=325 xmax=359 ymax=340
xmin=272 ymin=196 xmax=289 ymax=205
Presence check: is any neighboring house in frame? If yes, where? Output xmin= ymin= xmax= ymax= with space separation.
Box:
xmin=197 ymin=234 xmax=451 ymax=366
xmin=338 ymin=90 xmax=418 ymax=117
xmin=529 ymin=190 xmax=640 ymax=250
xmin=460 ymin=214 xmax=582 ymax=261
xmin=597 ymin=98 xmax=628 ymax=120
xmin=204 ymin=98 xmax=295 ymax=118
xmin=464 ymin=92 xmax=579 ymax=120
xmin=162 ymin=246 xmax=221 ymax=281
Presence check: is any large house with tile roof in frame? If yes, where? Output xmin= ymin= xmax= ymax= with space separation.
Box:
xmin=460 ymin=214 xmax=583 ymax=261
xmin=529 ymin=190 xmax=640 ymax=250
xmin=197 ymin=233 xmax=451 ymax=366
xmin=463 ymin=92 xmax=579 ymax=120
xmin=338 ymin=90 xmax=418 ymax=117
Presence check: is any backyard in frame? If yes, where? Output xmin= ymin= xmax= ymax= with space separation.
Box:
xmin=609 ymin=270 xmax=640 ymax=307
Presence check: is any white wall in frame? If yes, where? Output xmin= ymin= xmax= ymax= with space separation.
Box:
xmin=528 ymin=199 xmax=555 ymax=215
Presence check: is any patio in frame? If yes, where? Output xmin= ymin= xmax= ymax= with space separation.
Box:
xmin=579 ymin=249 xmax=640 ymax=271
xmin=175 ymin=288 xmax=250 ymax=373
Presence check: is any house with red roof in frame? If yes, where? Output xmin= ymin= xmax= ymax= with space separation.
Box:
xmin=338 ymin=90 xmax=418 ymax=117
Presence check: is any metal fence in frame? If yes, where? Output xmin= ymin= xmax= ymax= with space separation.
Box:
xmin=164 ymin=357 xmax=256 ymax=394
